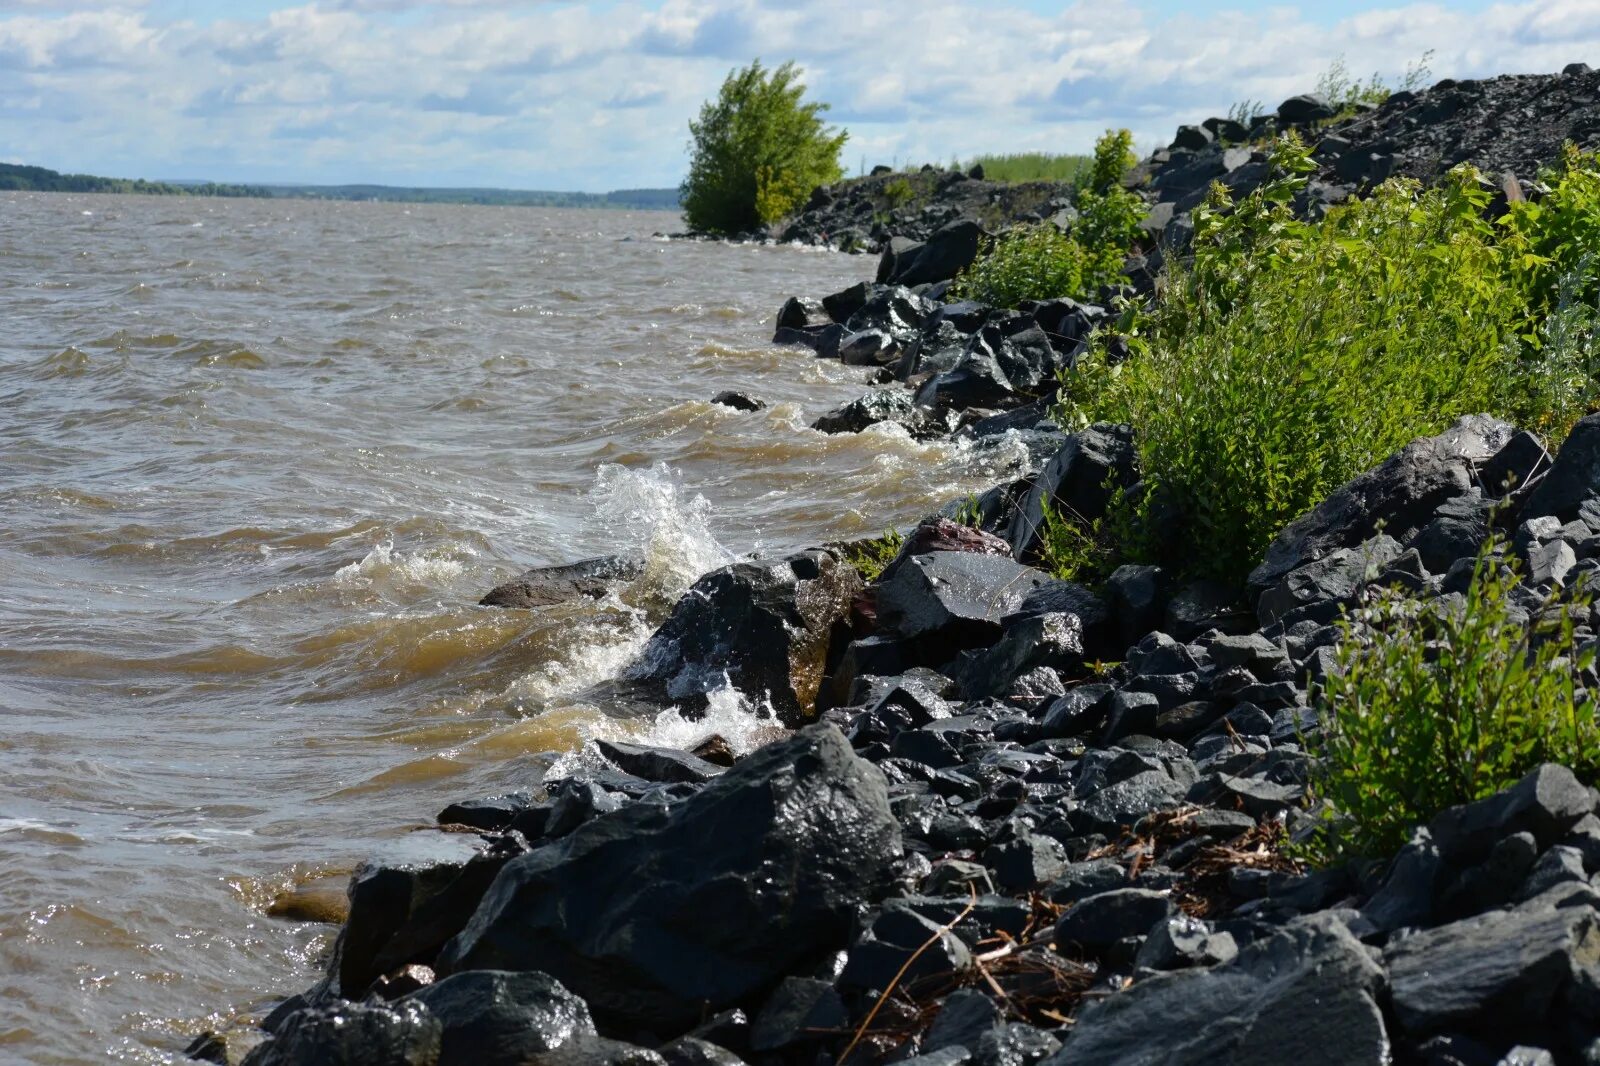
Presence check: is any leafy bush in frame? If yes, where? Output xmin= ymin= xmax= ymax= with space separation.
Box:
xmin=681 ymin=60 xmax=847 ymax=235
xmin=839 ymin=529 xmax=903 ymax=582
xmin=952 ymin=130 xmax=1144 ymax=306
xmin=882 ymin=178 xmax=916 ymax=209
xmin=965 ymin=153 xmax=1091 ymax=184
xmin=1309 ymin=541 xmax=1600 ymax=859
xmin=1060 ymin=137 xmax=1600 ymax=586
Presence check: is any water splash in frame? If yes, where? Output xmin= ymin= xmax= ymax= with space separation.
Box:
xmin=332 ymin=540 xmax=472 ymax=596
xmin=590 ymin=462 xmax=733 ymax=609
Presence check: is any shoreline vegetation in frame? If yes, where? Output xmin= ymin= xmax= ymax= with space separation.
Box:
xmin=196 ymin=61 xmax=1600 ymax=1066
xmin=0 ymin=161 xmax=680 ymax=210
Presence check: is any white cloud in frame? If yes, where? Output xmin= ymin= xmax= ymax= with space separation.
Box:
xmin=0 ymin=0 xmax=1594 ymax=188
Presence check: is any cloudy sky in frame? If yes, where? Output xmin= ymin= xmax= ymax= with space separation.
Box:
xmin=0 ymin=0 xmax=1594 ymax=190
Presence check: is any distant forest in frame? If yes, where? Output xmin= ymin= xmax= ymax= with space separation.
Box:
xmin=0 ymin=162 xmax=680 ymax=211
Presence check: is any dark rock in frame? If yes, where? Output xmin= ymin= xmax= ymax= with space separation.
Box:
xmin=1526 ymin=413 xmax=1600 ymax=522
xmin=957 ymin=612 xmax=1084 ymax=701
xmin=1044 ymin=858 xmax=1128 ymax=903
xmin=241 ymin=1000 xmax=441 ymax=1066
xmin=1100 ymin=690 xmax=1162 ymax=743
xmin=331 ymin=831 xmax=504 ymax=998
xmin=1248 ymin=415 xmax=1517 ymax=607
xmin=822 ymin=282 xmax=873 ymax=324
xmin=1256 ymin=535 xmax=1401 ymax=626
xmin=1386 ymin=902 xmax=1600 ymax=1036
xmin=984 ymin=830 xmax=1069 ymax=891
xmin=925 ymin=988 xmax=1004 ymax=1053
xmin=749 ymin=977 xmax=848 ymax=1052
xmin=1428 ymin=763 xmax=1595 ymax=865
xmin=1480 ymin=430 xmax=1551 ymax=497
xmin=1071 ymin=770 xmax=1187 ymax=835
xmin=1362 ymin=830 xmax=1444 ymax=932
xmin=522 ymin=1033 xmax=668 ymax=1066
xmin=1054 ymin=888 xmax=1175 ymax=952
xmin=1040 ymin=683 xmax=1114 ymax=737
xmin=775 ymin=296 xmax=826 ymax=331
xmin=1008 ymin=424 xmax=1139 ymax=562
xmin=1172 ymin=124 xmax=1215 ymax=151
xmin=1047 ymin=914 xmax=1387 ymax=1065
xmin=876 ymin=552 xmax=1051 ymax=660
xmin=402 ymin=970 xmax=594 ymax=1063
xmin=972 ymin=1023 xmax=1061 ymax=1066
xmin=840 ymin=909 xmax=971 ymax=990
xmin=812 ymin=389 xmax=937 ymax=438
xmin=656 ymin=1038 xmax=747 ymax=1066
xmin=618 ymin=550 xmax=862 ymax=726
xmin=710 ymin=391 xmax=766 ymax=413
xmin=438 ymin=792 xmax=536 ymax=833
xmin=880 ymin=517 xmax=1013 ymax=584
xmin=772 ymin=322 xmax=844 ymax=358
xmin=1134 ymin=915 xmax=1238 ymax=972
xmin=436 ymin=725 xmax=902 ymax=1032
xmin=593 ymin=739 xmax=724 ymax=785
xmin=1273 ymin=94 xmax=1337 ymax=124
xmin=481 ymin=556 xmax=644 ymax=609
xmin=1105 ymin=565 xmax=1168 ymax=648
xmin=879 ymin=220 xmax=985 ymax=287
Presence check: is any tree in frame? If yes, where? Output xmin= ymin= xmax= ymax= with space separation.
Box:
xmin=681 ymin=59 xmax=847 ymax=235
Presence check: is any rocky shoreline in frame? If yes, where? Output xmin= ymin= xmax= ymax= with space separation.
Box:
xmin=197 ymin=66 xmax=1600 ymax=1066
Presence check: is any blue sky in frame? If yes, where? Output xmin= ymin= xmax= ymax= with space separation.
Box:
xmin=0 ymin=0 xmax=1592 ymax=190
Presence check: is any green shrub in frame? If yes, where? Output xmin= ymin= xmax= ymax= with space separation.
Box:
xmin=964 ymin=153 xmax=1091 ymax=184
xmin=1309 ymin=540 xmax=1599 ymax=860
xmin=882 ymin=178 xmax=916 ymax=209
xmin=1060 ymin=136 xmax=1600 ymax=586
xmin=839 ymin=529 xmax=903 ymax=582
xmin=950 ymin=222 xmax=1088 ymax=308
xmin=1314 ymin=51 xmax=1433 ymax=112
xmin=952 ymin=130 xmax=1144 ymax=306
xmin=681 ymin=60 xmax=847 ymax=235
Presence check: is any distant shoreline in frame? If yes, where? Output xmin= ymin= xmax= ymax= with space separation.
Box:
xmin=0 ymin=162 xmax=680 ymax=211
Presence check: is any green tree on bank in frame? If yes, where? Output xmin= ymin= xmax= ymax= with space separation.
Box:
xmin=681 ymin=60 xmax=847 ymax=235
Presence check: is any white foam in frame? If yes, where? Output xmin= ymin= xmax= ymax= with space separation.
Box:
xmin=590 ymin=462 xmax=733 ymax=605
xmin=333 ymin=540 xmax=471 ymax=592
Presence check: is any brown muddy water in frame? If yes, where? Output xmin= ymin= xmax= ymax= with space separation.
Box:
xmin=0 ymin=193 xmax=1036 ymax=1063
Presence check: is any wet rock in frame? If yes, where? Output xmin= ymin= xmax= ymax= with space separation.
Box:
xmin=956 ymin=612 xmax=1084 ymax=701
xmin=749 ymin=977 xmax=848 ymax=1052
xmin=437 ymin=793 xmax=538 ymax=834
xmin=1248 ymin=415 xmax=1517 ymax=608
xmin=402 ymin=970 xmax=594 ymax=1063
xmin=1048 ymin=915 xmax=1388 ymax=1066
xmin=331 ymin=831 xmax=510 ymax=998
xmin=656 ymin=1037 xmax=747 ymax=1066
xmin=525 ymin=1033 xmax=669 ymax=1066
xmin=875 ymin=552 xmax=1051 ymax=660
xmin=186 ymin=1029 xmax=267 ymax=1066
xmin=1008 ymin=424 xmax=1139 ymax=562
xmin=618 ymin=550 xmax=862 ymax=726
xmin=241 ymin=1000 xmax=441 ymax=1066
xmin=775 ymin=296 xmax=826 ymax=331
xmin=436 ymin=725 xmax=902 ymax=1032
xmin=880 ymin=517 xmax=1014 ymax=584
xmin=1135 ymin=915 xmax=1238 ymax=973
xmin=481 ymin=556 xmax=644 ymax=609
xmin=710 ymin=391 xmax=766 ymax=412
xmin=840 ymin=906 xmax=972 ymax=990
xmin=984 ymin=830 xmax=1069 ymax=891
xmin=593 ymin=739 xmax=724 ymax=785
xmin=822 ymin=281 xmax=874 ymax=324
xmin=1054 ymin=888 xmax=1175 ymax=952
xmin=1386 ymin=902 xmax=1600 ymax=1037
xmin=812 ymin=388 xmax=938 ymax=438
xmin=924 ymin=988 xmax=1003 ymax=1053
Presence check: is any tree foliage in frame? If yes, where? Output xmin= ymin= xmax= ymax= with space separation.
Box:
xmin=681 ymin=60 xmax=847 ymax=236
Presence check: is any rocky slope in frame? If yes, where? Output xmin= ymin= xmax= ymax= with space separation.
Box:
xmin=777 ymin=62 xmax=1600 ymax=292
xmin=194 ymin=63 xmax=1600 ymax=1066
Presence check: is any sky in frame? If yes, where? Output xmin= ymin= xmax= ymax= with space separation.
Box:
xmin=0 ymin=0 xmax=1594 ymax=190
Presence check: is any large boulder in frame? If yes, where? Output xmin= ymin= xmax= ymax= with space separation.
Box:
xmin=812 ymin=389 xmax=940 ymax=439
xmin=1386 ymin=901 xmax=1600 ymax=1040
xmin=875 ymin=552 xmax=1052 ymax=662
xmin=1246 ymin=415 xmax=1517 ymax=607
xmin=1046 ymin=915 xmax=1388 ymax=1065
xmin=481 ymin=556 xmax=643 ymax=609
xmin=331 ymin=832 xmax=517 ymax=998
xmin=1524 ymin=412 xmax=1600 ymax=522
xmin=877 ymin=219 xmax=984 ymax=287
xmin=1008 ymin=424 xmax=1138 ymax=562
xmin=617 ymin=550 xmax=862 ymax=726
xmin=241 ymin=1000 xmax=441 ymax=1066
xmin=435 ymin=725 xmax=902 ymax=1032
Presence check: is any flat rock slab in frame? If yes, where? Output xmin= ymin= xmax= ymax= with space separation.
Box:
xmin=480 ymin=556 xmax=644 ymax=609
